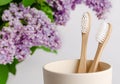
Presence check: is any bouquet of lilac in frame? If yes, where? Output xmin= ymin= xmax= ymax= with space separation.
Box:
xmin=0 ymin=0 xmax=111 ymax=84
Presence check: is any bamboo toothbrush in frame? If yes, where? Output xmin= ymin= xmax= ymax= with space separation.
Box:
xmin=77 ymin=12 xmax=91 ymax=73
xmin=88 ymin=22 xmax=112 ymax=73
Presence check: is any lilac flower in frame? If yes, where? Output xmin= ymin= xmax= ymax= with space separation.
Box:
xmin=0 ymin=3 xmax=61 ymax=64
xmin=0 ymin=27 xmax=15 ymax=65
xmin=84 ymin=0 xmax=112 ymax=19
xmin=71 ymin=0 xmax=82 ymax=10
xmin=46 ymin=0 xmax=83 ymax=25
xmin=2 ymin=10 xmax=14 ymax=21
xmin=47 ymin=0 xmax=111 ymax=25
xmin=54 ymin=10 xmax=70 ymax=25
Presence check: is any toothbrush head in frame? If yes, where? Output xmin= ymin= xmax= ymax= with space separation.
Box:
xmin=96 ymin=22 xmax=111 ymax=43
xmin=81 ymin=12 xmax=90 ymax=33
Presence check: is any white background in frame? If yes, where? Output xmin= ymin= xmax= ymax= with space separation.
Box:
xmin=7 ymin=0 xmax=120 ymax=84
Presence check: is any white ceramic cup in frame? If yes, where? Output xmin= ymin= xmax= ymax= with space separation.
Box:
xmin=43 ymin=59 xmax=112 ymax=84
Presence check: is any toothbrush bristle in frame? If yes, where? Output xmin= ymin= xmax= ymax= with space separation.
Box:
xmin=96 ymin=22 xmax=109 ymax=43
xmin=81 ymin=12 xmax=89 ymax=33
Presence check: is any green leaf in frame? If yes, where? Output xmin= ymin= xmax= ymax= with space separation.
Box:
xmin=40 ymin=2 xmax=54 ymax=22
xmin=30 ymin=46 xmax=57 ymax=55
xmin=0 ymin=4 xmax=9 ymax=15
xmin=22 ymin=0 xmax=35 ymax=7
xmin=36 ymin=0 xmax=45 ymax=4
xmin=0 ymin=22 xmax=9 ymax=30
xmin=20 ymin=19 xmax=28 ymax=25
xmin=0 ymin=65 xmax=9 ymax=84
xmin=12 ymin=0 xmax=22 ymax=3
xmin=0 ymin=0 xmax=12 ymax=6
xmin=39 ymin=46 xmax=57 ymax=53
xmin=30 ymin=46 xmax=39 ymax=55
xmin=7 ymin=59 xmax=19 ymax=75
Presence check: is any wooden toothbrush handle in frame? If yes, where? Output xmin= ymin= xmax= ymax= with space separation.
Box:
xmin=77 ymin=33 xmax=88 ymax=73
xmin=88 ymin=43 xmax=103 ymax=72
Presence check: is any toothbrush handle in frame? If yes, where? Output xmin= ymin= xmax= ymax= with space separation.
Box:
xmin=77 ymin=33 xmax=88 ymax=73
xmin=88 ymin=43 xmax=103 ymax=72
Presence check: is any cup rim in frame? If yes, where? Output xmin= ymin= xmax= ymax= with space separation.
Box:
xmin=43 ymin=59 xmax=112 ymax=76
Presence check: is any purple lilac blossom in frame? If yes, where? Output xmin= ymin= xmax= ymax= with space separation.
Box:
xmin=47 ymin=0 xmax=83 ymax=25
xmin=84 ymin=0 xmax=112 ymax=19
xmin=1 ymin=3 xmax=61 ymax=64
xmin=71 ymin=0 xmax=83 ymax=9
xmin=47 ymin=0 xmax=111 ymax=25
xmin=0 ymin=27 xmax=15 ymax=64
